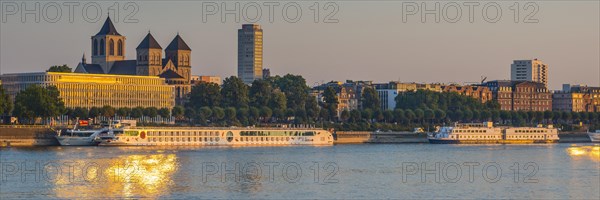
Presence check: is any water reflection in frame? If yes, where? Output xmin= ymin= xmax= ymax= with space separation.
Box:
xmin=566 ymin=144 xmax=600 ymax=161
xmin=52 ymin=153 xmax=178 ymax=198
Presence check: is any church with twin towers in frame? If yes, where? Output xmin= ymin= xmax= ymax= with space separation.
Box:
xmin=75 ymin=16 xmax=192 ymax=105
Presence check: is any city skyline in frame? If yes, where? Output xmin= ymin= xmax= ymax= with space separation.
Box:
xmin=0 ymin=1 xmax=599 ymax=90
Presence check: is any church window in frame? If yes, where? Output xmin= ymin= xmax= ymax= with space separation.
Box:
xmin=93 ymin=39 xmax=98 ymax=55
xmin=117 ymin=40 xmax=123 ymax=56
xmin=109 ymin=39 xmax=115 ymax=55
xmin=100 ymin=39 xmax=105 ymax=55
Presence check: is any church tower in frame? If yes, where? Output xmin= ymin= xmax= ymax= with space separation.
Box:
xmin=165 ymin=34 xmax=192 ymax=81
xmin=136 ymin=32 xmax=163 ymax=76
xmin=91 ymin=16 xmax=126 ymax=73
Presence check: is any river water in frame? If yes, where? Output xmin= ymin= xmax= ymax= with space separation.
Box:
xmin=0 ymin=143 xmax=598 ymax=199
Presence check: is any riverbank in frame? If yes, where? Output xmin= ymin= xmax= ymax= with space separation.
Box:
xmin=0 ymin=126 xmax=58 ymax=146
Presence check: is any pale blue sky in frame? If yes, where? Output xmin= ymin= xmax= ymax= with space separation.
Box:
xmin=1 ymin=1 xmax=599 ymax=90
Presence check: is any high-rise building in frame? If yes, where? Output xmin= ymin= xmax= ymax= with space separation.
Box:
xmin=511 ymin=59 xmax=548 ymax=87
xmin=238 ymin=24 xmax=263 ymax=84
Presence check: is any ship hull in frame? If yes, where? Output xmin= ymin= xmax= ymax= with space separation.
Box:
xmin=428 ymin=139 xmax=559 ymax=144
xmin=97 ymin=128 xmax=334 ymax=147
xmin=55 ymin=136 xmax=100 ymax=146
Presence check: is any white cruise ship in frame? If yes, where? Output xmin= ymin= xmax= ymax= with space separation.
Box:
xmin=588 ymin=130 xmax=600 ymax=143
xmin=428 ymin=122 xmax=559 ymax=144
xmin=97 ymin=127 xmax=334 ymax=146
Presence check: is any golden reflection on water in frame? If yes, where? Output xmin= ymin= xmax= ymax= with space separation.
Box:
xmin=566 ymin=144 xmax=600 ymax=161
xmin=52 ymin=153 xmax=178 ymax=198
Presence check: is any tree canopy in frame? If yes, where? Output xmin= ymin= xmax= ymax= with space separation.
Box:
xmin=47 ymin=65 xmax=72 ymax=73
xmin=12 ymin=85 xmax=65 ymax=123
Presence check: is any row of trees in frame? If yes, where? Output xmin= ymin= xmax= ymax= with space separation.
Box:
xmin=3 ymin=71 xmax=599 ymax=130
xmin=0 ymin=86 xmax=13 ymax=117
xmin=185 ymin=75 xmax=319 ymax=125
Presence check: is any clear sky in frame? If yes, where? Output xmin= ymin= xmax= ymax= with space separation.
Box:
xmin=1 ymin=1 xmax=598 ymax=90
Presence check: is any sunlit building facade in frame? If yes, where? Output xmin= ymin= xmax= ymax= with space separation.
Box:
xmin=0 ymin=72 xmax=175 ymax=109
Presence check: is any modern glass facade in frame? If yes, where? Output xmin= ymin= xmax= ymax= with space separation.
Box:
xmin=0 ymin=72 xmax=175 ymax=109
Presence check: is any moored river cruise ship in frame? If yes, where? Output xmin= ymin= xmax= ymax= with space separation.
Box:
xmin=428 ymin=122 xmax=559 ymax=144
xmin=97 ymin=127 xmax=334 ymax=146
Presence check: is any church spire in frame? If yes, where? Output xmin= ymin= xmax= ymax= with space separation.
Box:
xmin=95 ymin=16 xmax=121 ymax=36
xmin=82 ymin=53 xmax=86 ymax=64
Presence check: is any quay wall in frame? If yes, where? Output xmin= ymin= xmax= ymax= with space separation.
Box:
xmin=0 ymin=126 xmax=58 ymax=147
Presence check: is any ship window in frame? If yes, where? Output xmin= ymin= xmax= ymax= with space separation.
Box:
xmin=216 ymin=137 xmax=220 ymax=142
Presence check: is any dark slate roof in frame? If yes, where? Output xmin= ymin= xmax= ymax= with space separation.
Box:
xmin=165 ymin=35 xmax=191 ymax=51
xmin=137 ymin=33 xmax=162 ymax=49
xmin=108 ymin=60 xmax=137 ymax=75
xmin=96 ymin=17 xmax=121 ymax=36
xmin=159 ymin=69 xmax=184 ymax=79
xmin=82 ymin=64 xmax=104 ymax=74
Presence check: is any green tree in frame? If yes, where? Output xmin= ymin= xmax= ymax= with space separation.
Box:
xmin=323 ymin=86 xmax=339 ymax=121
xmin=100 ymin=105 xmax=116 ymax=118
xmin=184 ymin=107 xmax=196 ymax=124
xmin=271 ymin=74 xmax=310 ymax=111
xmin=435 ymin=109 xmax=446 ymax=123
xmin=361 ymin=87 xmax=380 ymax=111
xmin=544 ymin=110 xmax=554 ymax=123
xmin=424 ymin=109 xmax=435 ymax=122
xmin=221 ymin=76 xmax=249 ymax=108
xmin=499 ymin=110 xmax=511 ymax=124
xmin=171 ymin=106 xmax=185 ymax=121
xmin=393 ymin=109 xmax=406 ymax=123
xmin=404 ymin=109 xmax=415 ymax=124
xmin=562 ymin=111 xmax=572 ymax=123
xmin=188 ymin=82 xmax=221 ymax=108
xmin=143 ymin=107 xmax=158 ymax=118
xmin=383 ymin=110 xmax=394 ymax=122
xmin=249 ymin=79 xmax=273 ymax=107
xmin=270 ymin=90 xmax=287 ymax=111
xmin=158 ymin=108 xmax=171 ymax=119
xmin=259 ymin=106 xmax=273 ymax=123
xmin=72 ymin=107 xmax=89 ymax=119
xmin=46 ymin=64 xmax=72 ymax=73
xmin=212 ymin=107 xmax=225 ymax=122
xmin=414 ymin=108 xmax=425 ymax=123
xmin=362 ymin=108 xmax=373 ymax=122
xmin=340 ymin=110 xmax=350 ymax=122
xmin=480 ymin=110 xmax=491 ymax=121
xmin=463 ymin=109 xmax=473 ymax=122
xmin=199 ymin=107 xmax=213 ymax=119
xmin=374 ymin=109 xmax=384 ymax=122
xmin=12 ymin=85 xmax=65 ymax=123
xmin=305 ymin=97 xmax=320 ymax=122
xmin=89 ymin=107 xmax=101 ymax=119
xmin=349 ymin=109 xmax=361 ymax=123
xmin=224 ymin=107 xmax=237 ymax=123
xmin=491 ymin=110 xmax=500 ymax=122
xmin=131 ymin=107 xmax=144 ymax=118
xmin=117 ymin=107 xmax=131 ymax=117
xmin=0 ymin=86 xmax=13 ymax=116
